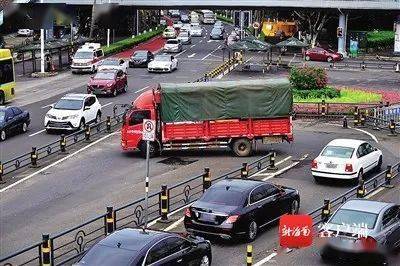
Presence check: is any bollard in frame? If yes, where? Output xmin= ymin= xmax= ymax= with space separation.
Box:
xmin=30 ymin=147 xmax=38 ymax=168
xmin=388 ymin=119 xmax=397 ymax=136
xmin=385 ymin=101 xmax=390 ymax=107
xmin=356 ymin=179 xmax=366 ymax=198
xmin=85 ymin=125 xmax=91 ymax=141
xmin=105 ymin=206 xmax=115 ymax=235
xmin=385 ymin=165 xmax=393 ymax=186
xmin=342 ymin=116 xmax=348 ymax=128
xmin=353 ymin=106 xmax=360 ymax=127
xmin=396 ymin=63 xmax=400 ymax=73
xmin=204 ymin=73 xmax=208 ymax=82
xmin=203 ymin=167 xmax=211 ymax=192
xmin=0 ymin=161 xmax=4 ymax=184
xmin=361 ymin=63 xmax=365 ymax=71
xmin=246 ymin=245 xmax=253 ymax=266
xmin=321 ymin=199 xmax=331 ymax=222
xmin=59 ymin=134 xmax=66 ymax=153
xmin=160 ymin=185 xmax=169 ymax=222
xmin=321 ymin=100 xmax=326 ymax=116
xmin=360 ymin=112 xmax=366 ymax=127
xmin=41 ymin=234 xmax=51 ymax=266
xmin=106 ymin=116 xmax=111 ymax=132
xmin=241 ymin=162 xmax=249 ymax=178
xmin=267 ymin=151 xmax=278 ymax=170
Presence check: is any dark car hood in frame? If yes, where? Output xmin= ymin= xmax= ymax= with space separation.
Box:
xmin=89 ymin=79 xmax=115 ymax=86
xmin=192 ymin=201 xmax=240 ymax=215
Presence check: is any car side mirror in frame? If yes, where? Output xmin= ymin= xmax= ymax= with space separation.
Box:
xmin=84 ymin=106 xmax=90 ymax=110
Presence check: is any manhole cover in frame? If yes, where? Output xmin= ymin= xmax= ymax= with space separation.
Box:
xmin=158 ymin=157 xmax=197 ymax=166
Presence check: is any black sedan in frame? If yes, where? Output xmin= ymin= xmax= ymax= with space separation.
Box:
xmin=184 ymin=179 xmax=300 ymax=241
xmin=75 ymin=228 xmax=212 ymax=266
xmin=129 ymin=50 xmax=154 ymax=68
xmin=0 ymin=106 xmax=30 ymax=141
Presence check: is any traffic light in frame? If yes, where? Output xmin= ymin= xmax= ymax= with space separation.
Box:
xmin=337 ymin=27 xmax=343 ymax=38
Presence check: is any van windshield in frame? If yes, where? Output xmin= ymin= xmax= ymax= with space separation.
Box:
xmin=74 ymin=51 xmax=93 ymax=59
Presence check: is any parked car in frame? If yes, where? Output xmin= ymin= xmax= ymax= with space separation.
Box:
xmin=184 ymin=179 xmax=300 ymax=241
xmin=190 ymin=25 xmax=203 ymax=37
xmin=210 ymin=27 xmax=224 ymax=40
xmin=17 ymin=29 xmax=34 ymax=37
xmin=305 ymin=47 xmax=343 ymax=62
xmin=162 ymin=26 xmax=177 ymax=39
xmin=44 ymin=94 xmax=102 ymax=132
xmin=97 ymin=58 xmax=128 ymax=73
xmin=75 ymin=228 xmax=212 ymax=266
xmin=129 ymin=50 xmax=154 ymax=68
xmin=87 ymin=70 xmax=127 ymax=97
xmin=0 ymin=106 xmax=30 ymax=141
xmin=180 ymin=23 xmax=192 ymax=34
xmin=311 ymin=139 xmax=383 ymax=183
xmin=180 ymin=14 xmax=190 ymax=23
xmin=320 ymin=199 xmax=400 ymax=264
xmin=148 ymin=54 xmax=178 ymax=73
xmin=173 ymin=21 xmax=183 ymax=30
xmin=177 ymin=31 xmax=192 ymax=44
xmin=163 ymin=39 xmax=183 ymax=53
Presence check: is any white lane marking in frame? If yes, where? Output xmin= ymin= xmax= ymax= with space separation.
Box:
xmin=199 ymin=40 xmax=203 ymax=43
xmin=256 ymin=154 xmax=309 ymax=181
xmin=201 ymin=46 xmax=222 ymax=61
xmin=251 ymin=156 xmax=292 ymax=176
xmin=148 ymin=202 xmax=191 ymax=227
xmin=135 ymin=86 xmax=149 ymax=94
xmin=164 ymin=217 xmax=185 ymax=231
xmin=101 ymin=102 xmax=114 ymax=108
xmin=325 ymin=123 xmax=379 ymax=143
xmin=190 ymin=44 xmax=196 ymax=48
xmin=28 ymin=129 xmax=46 ymax=137
xmin=254 ymin=252 xmax=278 ymax=266
xmin=187 ymin=53 xmax=196 ymax=58
xmin=365 ymin=187 xmax=385 ymax=199
xmin=175 ymin=49 xmax=187 ymax=57
xmin=41 ymin=103 xmax=54 ymax=109
xmin=0 ymin=132 xmax=119 ymax=193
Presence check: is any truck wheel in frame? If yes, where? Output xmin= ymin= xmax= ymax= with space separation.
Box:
xmin=140 ymin=141 xmax=159 ymax=158
xmin=232 ymin=138 xmax=252 ymax=157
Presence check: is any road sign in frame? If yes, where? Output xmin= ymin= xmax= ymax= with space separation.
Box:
xmin=252 ymin=22 xmax=260 ymax=30
xmin=142 ymin=119 xmax=155 ymax=141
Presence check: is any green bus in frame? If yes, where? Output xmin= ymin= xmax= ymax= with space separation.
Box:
xmin=0 ymin=49 xmax=16 ymax=105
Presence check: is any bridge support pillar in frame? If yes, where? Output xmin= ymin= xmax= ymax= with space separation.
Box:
xmin=337 ymin=12 xmax=348 ymax=57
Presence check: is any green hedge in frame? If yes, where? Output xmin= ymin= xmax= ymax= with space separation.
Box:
xmin=366 ymin=30 xmax=395 ymax=49
xmin=102 ymin=27 xmax=165 ymax=56
xmin=293 ymin=87 xmax=340 ymax=100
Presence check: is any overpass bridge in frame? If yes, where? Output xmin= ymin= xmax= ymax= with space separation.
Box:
xmin=13 ymin=0 xmax=400 ymax=10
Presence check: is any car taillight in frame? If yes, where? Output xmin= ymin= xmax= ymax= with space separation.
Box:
xmin=345 ymin=163 xmax=353 ymax=172
xmin=311 ymin=159 xmax=318 ymax=169
xmin=184 ymin=208 xmax=191 ymax=217
xmin=225 ymin=215 xmax=239 ymax=224
xmin=360 ymin=236 xmax=377 ymax=250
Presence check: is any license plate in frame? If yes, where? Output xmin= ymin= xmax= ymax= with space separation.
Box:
xmin=199 ymin=213 xmax=215 ymax=222
xmin=325 ymin=163 xmax=337 ymax=169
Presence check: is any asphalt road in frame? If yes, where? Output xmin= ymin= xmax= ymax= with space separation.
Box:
xmin=0 ymin=23 xmax=229 ymax=162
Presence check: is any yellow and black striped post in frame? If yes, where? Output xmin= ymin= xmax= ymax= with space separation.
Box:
xmin=203 ymin=167 xmax=211 ymax=192
xmin=31 ymin=147 xmax=38 ymax=167
xmin=267 ymin=151 xmax=278 ymax=170
xmin=246 ymin=245 xmax=253 ymax=266
xmin=105 ymin=206 xmax=115 ymax=235
xmin=106 ymin=116 xmax=111 ymax=132
xmin=321 ymin=199 xmax=331 ymax=222
xmin=0 ymin=161 xmax=4 ymax=183
xmin=59 ymin=134 xmax=66 ymax=153
xmin=241 ymin=163 xmax=249 ymax=179
xmin=357 ymin=179 xmax=366 ymax=198
xmin=321 ymin=100 xmax=326 ymax=116
xmin=353 ymin=106 xmax=360 ymax=127
xmin=41 ymin=234 xmax=51 ymax=266
xmin=360 ymin=112 xmax=366 ymax=127
xmin=343 ymin=116 xmax=348 ymax=128
xmin=160 ymin=185 xmax=169 ymax=222
xmin=388 ymin=119 xmax=397 ymax=136
xmin=85 ymin=125 xmax=91 ymax=141
xmin=385 ymin=165 xmax=393 ymax=186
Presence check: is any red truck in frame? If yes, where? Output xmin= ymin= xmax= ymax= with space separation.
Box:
xmin=121 ymin=79 xmax=293 ymax=157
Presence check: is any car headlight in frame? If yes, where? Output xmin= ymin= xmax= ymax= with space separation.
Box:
xmin=107 ymin=83 xmax=113 ymax=87
xmin=67 ymin=114 xmax=79 ymax=120
xmin=46 ymin=114 xmax=56 ymax=119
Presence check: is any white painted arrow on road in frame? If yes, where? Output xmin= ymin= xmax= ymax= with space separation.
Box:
xmin=188 ymin=53 xmax=196 ymax=58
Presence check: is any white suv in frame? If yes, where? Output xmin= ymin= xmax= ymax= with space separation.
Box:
xmin=44 ymin=94 xmax=102 ymax=132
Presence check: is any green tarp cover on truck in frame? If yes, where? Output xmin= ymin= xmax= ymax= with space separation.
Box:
xmin=160 ymin=78 xmax=293 ymax=122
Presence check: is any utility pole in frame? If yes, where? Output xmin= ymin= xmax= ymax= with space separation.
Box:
xmin=89 ymin=0 xmax=97 ymax=39
xmin=240 ymin=10 xmax=244 ymax=40
xmin=40 ymin=0 xmax=44 ymax=73
xmin=107 ymin=0 xmax=110 ymax=47
xmin=136 ymin=9 xmax=139 ymax=35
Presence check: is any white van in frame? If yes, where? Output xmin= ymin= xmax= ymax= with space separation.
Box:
xmin=71 ymin=43 xmax=104 ymax=74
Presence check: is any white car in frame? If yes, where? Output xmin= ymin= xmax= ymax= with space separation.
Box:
xmin=180 ymin=23 xmax=191 ymax=33
xmin=190 ymin=22 xmax=200 ymax=27
xmin=148 ymin=54 xmax=178 ymax=73
xmin=17 ymin=29 xmax=34 ymax=37
xmin=190 ymin=25 xmax=203 ymax=37
xmin=97 ymin=58 xmax=128 ymax=73
xmin=163 ymin=39 xmax=183 ymax=53
xmin=173 ymin=21 xmax=183 ymax=30
xmin=162 ymin=27 xmax=177 ymax=39
xmin=177 ymin=31 xmax=191 ymax=45
xmin=311 ymin=139 xmax=383 ymax=183
xmin=44 ymin=94 xmax=102 ymax=132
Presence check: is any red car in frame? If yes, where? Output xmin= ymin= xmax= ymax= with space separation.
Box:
xmin=87 ymin=69 xmax=127 ymax=97
xmin=305 ymin=47 xmax=343 ymax=62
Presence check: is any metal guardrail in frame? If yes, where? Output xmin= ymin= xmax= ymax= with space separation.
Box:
xmin=0 ymin=111 xmax=126 ymax=183
xmin=0 ymin=153 xmax=273 ymax=266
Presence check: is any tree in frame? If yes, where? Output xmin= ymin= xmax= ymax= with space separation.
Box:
xmin=293 ymin=10 xmax=332 ymax=47
xmin=89 ymin=0 xmax=96 ymax=38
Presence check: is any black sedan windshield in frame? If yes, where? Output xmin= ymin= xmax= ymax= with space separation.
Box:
xmin=76 ymin=244 xmax=137 ymax=266
xmin=133 ymin=51 xmax=148 ymax=58
xmin=54 ymin=99 xmax=83 ymax=110
xmin=200 ymin=187 xmax=245 ymax=206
